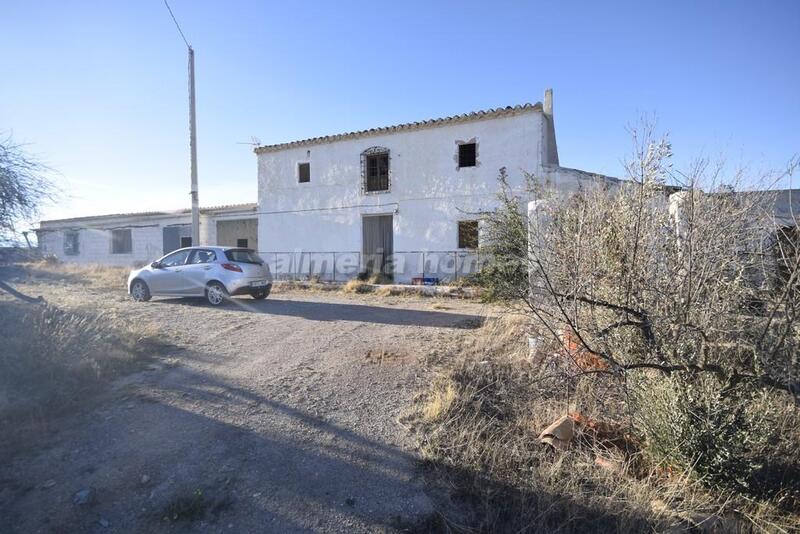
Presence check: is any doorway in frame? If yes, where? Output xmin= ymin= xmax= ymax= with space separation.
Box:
xmin=362 ymin=214 xmax=393 ymax=278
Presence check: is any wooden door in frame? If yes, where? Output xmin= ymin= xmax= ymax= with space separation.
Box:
xmin=362 ymin=215 xmax=393 ymax=277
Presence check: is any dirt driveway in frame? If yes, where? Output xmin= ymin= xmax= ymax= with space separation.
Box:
xmin=0 ymin=279 xmax=488 ymax=533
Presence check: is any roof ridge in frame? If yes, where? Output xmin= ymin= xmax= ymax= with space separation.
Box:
xmin=39 ymin=203 xmax=257 ymax=225
xmin=255 ymin=102 xmax=542 ymax=154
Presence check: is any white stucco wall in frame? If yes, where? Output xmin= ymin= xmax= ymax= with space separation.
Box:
xmin=37 ymin=213 xmax=193 ymax=266
xmin=257 ymin=110 xmax=547 ymax=282
xmin=36 ymin=207 xmax=257 ymax=267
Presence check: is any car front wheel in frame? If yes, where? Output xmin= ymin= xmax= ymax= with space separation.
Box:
xmin=206 ymin=281 xmax=228 ymax=306
xmin=130 ymin=280 xmax=151 ymax=302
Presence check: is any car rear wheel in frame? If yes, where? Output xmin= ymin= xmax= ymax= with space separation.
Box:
xmin=130 ymin=279 xmax=151 ymax=302
xmin=206 ymin=281 xmax=228 ymax=306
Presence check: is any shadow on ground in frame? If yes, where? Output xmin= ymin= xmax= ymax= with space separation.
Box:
xmin=152 ymin=296 xmax=485 ymax=329
xmin=0 ymin=344 xmax=659 ymax=533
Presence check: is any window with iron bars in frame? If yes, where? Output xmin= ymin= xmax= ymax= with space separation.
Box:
xmin=361 ymin=147 xmax=390 ymax=193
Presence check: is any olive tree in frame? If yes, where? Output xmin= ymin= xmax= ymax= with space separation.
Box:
xmin=480 ymin=125 xmax=799 ymax=494
xmin=0 ymin=134 xmax=55 ymax=245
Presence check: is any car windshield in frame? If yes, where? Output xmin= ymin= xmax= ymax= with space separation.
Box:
xmin=224 ymin=249 xmax=263 ymax=264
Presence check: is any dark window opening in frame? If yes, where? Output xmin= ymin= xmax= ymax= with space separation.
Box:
xmin=180 ymin=236 xmax=192 ymax=248
xmin=64 ymin=232 xmax=80 ymax=256
xmin=458 ymin=220 xmax=479 ymax=249
xmin=298 ymin=162 xmax=310 ymax=183
xmin=237 ymin=238 xmax=248 ymax=248
xmin=458 ymin=143 xmax=477 ymax=168
xmin=111 ymin=229 xmax=132 ymax=254
xmin=365 ymin=154 xmax=389 ymax=192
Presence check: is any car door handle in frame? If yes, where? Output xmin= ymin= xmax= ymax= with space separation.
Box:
xmin=203 ymin=266 xmax=212 ymax=270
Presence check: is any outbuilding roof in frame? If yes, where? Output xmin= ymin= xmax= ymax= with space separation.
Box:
xmin=254 ymin=102 xmax=542 ymax=154
xmin=38 ymin=203 xmax=257 ymax=227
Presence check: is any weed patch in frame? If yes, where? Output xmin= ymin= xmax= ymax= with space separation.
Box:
xmin=0 ymin=299 xmax=162 ymax=451
xmin=407 ymin=316 xmax=800 ymax=532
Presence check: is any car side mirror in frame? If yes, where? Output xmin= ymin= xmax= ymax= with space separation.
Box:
xmin=151 ymin=261 xmax=161 ymax=269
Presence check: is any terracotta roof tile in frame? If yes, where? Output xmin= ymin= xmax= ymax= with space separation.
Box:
xmin=38 ymin=203 xmax=256 ymax=226
xmin=254 ymin=102 xmax=542 ymax=154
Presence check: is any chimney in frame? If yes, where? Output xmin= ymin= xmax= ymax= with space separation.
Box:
xmin=543 ymin=88 xmax=554 ymax=118
xmin=542 ymin=88 xmax=559 ymax=166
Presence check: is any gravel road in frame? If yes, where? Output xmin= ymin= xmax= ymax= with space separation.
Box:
xmin=0 ymin=278 xmax=487 ymax=533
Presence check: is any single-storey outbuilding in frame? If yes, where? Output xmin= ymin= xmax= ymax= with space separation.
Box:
xmin=35 ymin=203 xmax=257 ymax=266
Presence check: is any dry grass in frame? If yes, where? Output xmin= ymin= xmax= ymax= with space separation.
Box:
xmin=0 ymin=298 xmax=164 ymax=451
xmin=21 ymin=259 xmax=131 ymax=291
xmin=269 ymin=277 xmax=484 ymax=300
xmin=375 ymin=285 xmax=404 ymax=297
xmin=420 ymin=378 xmax=457 ymax=422
xmin=271 ymin=280 xmax=340 ymax=294
xmin=367 ymin=273 xmax=393 ymax=285
xmin=406 ymin=315 xmax=800 ymax=533
xmin=342 ymin=279 xmax=373 ymax=294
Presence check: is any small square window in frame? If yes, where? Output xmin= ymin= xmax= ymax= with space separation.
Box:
xmin=180 ymin=236 xmax=192 ymax=248
xmin=298 ymin=162 xmax=310 ymax=183
xmin=237 ymin=238 xmax=248 ymax=248
xmin=64 ymin=231 xmax=80 ymax=256
xmin=458 ymin=220 xmax=479 ymax=249
xmin=111 ymin=229 xmax=132 ymax=254
xmin=458 ymin=143 xmax=477 ymax=168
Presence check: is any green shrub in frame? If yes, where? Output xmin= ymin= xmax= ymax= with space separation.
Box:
xmin=632 ymin=374 xmax=800 ymax=502
xmin=472 ymin=169 xmax=529 ymax=302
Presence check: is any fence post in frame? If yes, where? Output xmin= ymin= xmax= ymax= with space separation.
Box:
xmin=453 ymin=251 xmax=458 ymax=283
xmin=332 ymin=252 xmax=336 ymax=282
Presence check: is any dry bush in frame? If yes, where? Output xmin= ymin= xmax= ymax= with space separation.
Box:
xmin=367 ymin=272 xmax=393 ymax=285
xmin=414 ymin=123 xmax=800 ymax=530
xmin=375 ymin=285 xmax=403 ymax=297
xmin=0 ymin=300 xmax=160 ymax=434
xmin=0 ymin=134 xmax=57 ymax=245
xmin=409 ymin=316 xmax=800 ymax=532
xmin=342 ymin=279 xmax=373 ymax=294
xmin=271 ymin=280 xmax=340 ymax=294
xmin=479 ymin=123 xmax=800 ymax=496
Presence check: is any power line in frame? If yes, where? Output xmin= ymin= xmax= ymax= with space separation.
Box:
xmin=163 ymin=0 xmax=190 ymax=48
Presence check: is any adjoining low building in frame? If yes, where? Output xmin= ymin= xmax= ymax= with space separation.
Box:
xmin=36 ymin=203 xmax=257 ymax=266
xmin=255 ymin=89 xmax=618 ymax=283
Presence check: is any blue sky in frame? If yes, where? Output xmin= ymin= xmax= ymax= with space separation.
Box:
xmin=2 ymin=0 xmax=798 ymax=222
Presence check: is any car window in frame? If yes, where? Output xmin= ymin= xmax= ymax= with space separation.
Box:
xmin=161 ymin=249 xmax=191 ymax=267
xmin=224 ymin=249 xmax=264 ymax=264
xmin=189 ymin=249 xmax=216 ymax=264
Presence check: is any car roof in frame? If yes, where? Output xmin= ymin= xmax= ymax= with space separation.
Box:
xmin=170 ymin=246 xmax=252 ymax=252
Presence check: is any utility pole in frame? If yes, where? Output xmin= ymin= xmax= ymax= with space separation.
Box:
xmin=164 ymin=0 xmax=199 ymax=245
xmin=188 ymin=46 xmax=199 ymax=245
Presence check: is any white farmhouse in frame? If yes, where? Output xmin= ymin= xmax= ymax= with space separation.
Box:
xmin=36 ymin=203 xmax=257 ymax=266
xmin=255 ymin=89 xmax=615 ymax=283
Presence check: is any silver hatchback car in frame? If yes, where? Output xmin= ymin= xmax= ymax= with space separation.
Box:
xmin=128 ymin=246 xmax=273 ymax=306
